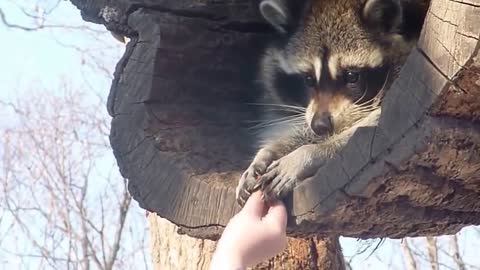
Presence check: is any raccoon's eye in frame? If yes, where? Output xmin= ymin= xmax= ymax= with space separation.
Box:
xmin=303 ymin=74 xmax=316 ymax=88
xmin=344 ymin=71 xmax=360 ymax=84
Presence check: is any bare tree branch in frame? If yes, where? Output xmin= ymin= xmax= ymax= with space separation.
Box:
xmin=450 ymin=235 xmax=466 ymax=270
xmin=401 ymin=239 xmax=418 ymax=270
xmin=0 ymin=7 xmax=104 ymax=32
xmin=426 ymin=237 xmax=439 ymax=270
xmin=0 ymin=85 xmax=148 ymax=269
xmin=105 ymin=179 xmax=132 ymax=270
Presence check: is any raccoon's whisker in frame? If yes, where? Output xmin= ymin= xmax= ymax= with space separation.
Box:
xmin=343 ymin=108 xmax=377 ymax=118
xmin=353 ymin=95 xmax=381 ymax=107
xmin=355 ymin=102 xmax=378 ymax=108
xmin=248 ymin=115 xmax=304 ymax=128
xmin=350 ymin=105 xmax=378 ymax=111
xmin=246 ymin=103 xmax=306 ymax=112
xmin=353 ymin=67 xmax=392 ymax=107
xmin=347 ymin=110 xmax=376 ymax=118
xmin=353 ymin=88 xmax=369 ymax=106
xmin=260 ymin=119 xmax=305 ymax=127
xmin=352 ymin=93 xmax=382 ymax=107
xmin=348 ymin=107 xmax=378 ymax=114
xmin=351 ymin=105 xmax=377 ymax=111
xmin=252 ymin=116 xmax=305 ymax=126
xmin=348 ymin=107 xmax=376 ymax=114
xmin=248 ymin=102 xmax=306 ymax=110
xmin=249 ymin=119 xmax=299 ymax=128
xmin=335 ymin=103 xmax=378 ymax=122
xmin=245 ymin=113 xmax=303 ymax=123
xmin=368 ymin=68 xmax=391 ymax=102
xmin=380 ymin=68 xmax=392 ymax=92
xmin=353 ymin=99 xmax=376 ymax=107
xmin=249 ymin=119 xmax=305 ymax=130
xmin=264 ymin=108 xmax=307 ymax=114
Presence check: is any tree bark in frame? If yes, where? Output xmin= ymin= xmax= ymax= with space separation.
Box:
xmin=148 ymin=213 xmax=216 ymax=270
xmin=253 ymin=236 xmax=345 ymax=270
xmin=70 ymin=0 xmax=480 ymax=268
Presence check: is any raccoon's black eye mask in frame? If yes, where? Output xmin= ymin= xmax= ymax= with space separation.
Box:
xmin=273 ymin=68 xmax=310 ymax=107
xmin=343 ymin=65 xmax=390 ymax=103
xmin=303 ymin=73 xmax=316 ymax=88
xmin=272 ymin=64 xmax=390 ymax=108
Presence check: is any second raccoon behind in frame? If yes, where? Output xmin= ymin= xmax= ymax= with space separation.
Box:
xmin=236 ymin=0 xmax=430 ymax=205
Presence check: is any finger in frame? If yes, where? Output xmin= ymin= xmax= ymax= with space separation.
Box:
xmin=241 ymin=191 xmax=266 ymax=217
xmin=263 ymin=200 xmax=288 ymax=229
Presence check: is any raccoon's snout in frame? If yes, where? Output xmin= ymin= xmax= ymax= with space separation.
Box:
xmin=310 ymin=112 xmax=333 ymax=136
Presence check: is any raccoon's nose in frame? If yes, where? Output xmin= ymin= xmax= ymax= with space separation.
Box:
xmin=310 ymin=112 xmax=333 ymax=136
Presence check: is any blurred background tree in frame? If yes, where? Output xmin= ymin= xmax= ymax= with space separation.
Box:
xmin=0 ymin=1 xmax=149 ymax=269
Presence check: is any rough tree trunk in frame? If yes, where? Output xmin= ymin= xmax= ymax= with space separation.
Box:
xmin=148 ymin=214 xmax=216 ymax=269
xmin=70 ymin=0 xmax=480 ymax=269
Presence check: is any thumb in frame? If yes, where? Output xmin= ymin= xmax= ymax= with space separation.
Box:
xmin=241 ymin=191 xmax=266 ymax=217
xmin=263 ymin=200 xmax=288 ymax=230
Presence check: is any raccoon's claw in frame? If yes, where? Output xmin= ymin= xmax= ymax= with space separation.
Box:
xmin=258 ymin=160 xmax=298 ymax=203
xmin=258 ymin=146 xmax=321 ymax=203
xmin=236 ymin=163 xmax=267 ymax=207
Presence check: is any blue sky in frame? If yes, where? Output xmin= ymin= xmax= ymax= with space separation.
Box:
xmin=0 ymin=2 xmax=86 ymax=88
xmin=0 ymin=0 xmax=121 ymax=103
xmin=0 ymin=1 xmax=479 ymax=269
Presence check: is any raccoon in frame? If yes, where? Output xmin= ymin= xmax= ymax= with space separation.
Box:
xmin=236 ymin=0 xmax=430 ymax=205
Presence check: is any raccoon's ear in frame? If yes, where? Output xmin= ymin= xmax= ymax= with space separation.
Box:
xmin=260 ymin=0 xmax=290 ymax=33
xmin=362 ymin=0 xmax=402 ymax=33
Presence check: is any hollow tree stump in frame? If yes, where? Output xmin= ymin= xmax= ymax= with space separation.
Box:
xmin=71 ymin=0 xmax=480 ymax=268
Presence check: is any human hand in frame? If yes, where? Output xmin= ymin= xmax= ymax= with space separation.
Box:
xmin=210 ymin=191 xmax=288 ymax=270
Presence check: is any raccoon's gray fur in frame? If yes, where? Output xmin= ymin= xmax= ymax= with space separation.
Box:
xmin=236 ymin=0 xmax=430 ymax=205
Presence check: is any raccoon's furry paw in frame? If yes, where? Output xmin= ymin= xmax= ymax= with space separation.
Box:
xmin=259 ymin=146 xmax=322 ymax=203
xmin=236 ymin=160 xmax=270 ymax=207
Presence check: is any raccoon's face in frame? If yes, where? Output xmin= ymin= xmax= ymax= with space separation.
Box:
xmin=259 ymin=0 xmax=417 ymax=136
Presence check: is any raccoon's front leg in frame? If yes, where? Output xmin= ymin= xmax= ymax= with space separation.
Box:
xmin=259 ymin=144 xmax=330 ymax=203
